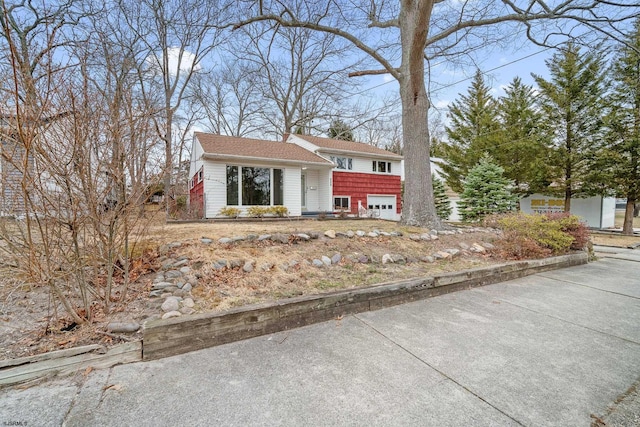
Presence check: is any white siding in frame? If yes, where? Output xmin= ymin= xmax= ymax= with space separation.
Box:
xmin=204 ymin=162 xmax=227 ymax=218
xmin=189 ymin=136 xmax=204 ymax=179
xmin=318 ymin=169 xmax=333 ymax=211
xmin=520 ymin=194 xmax=616 ymax=229
xmin=287 ymin=134 xmax=320 ymax=153
xmin=283 ymin=167 xmax=301 ymax=216
xmin=351 ymin=157 xmax=402 ymax=176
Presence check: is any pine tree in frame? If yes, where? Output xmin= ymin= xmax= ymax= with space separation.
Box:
xmin=533 ymin=43 xmax=607 ymax=212
xmin=596 ymin=20 xmax=640 ymax=234
xmin=440 ymin=69 xmax=501 ymax=193
xmin=496 ymin=77 xmax=551 ymax=194
xmin=432 ymin=174 xmax=452 ymax=220
xmin=328 ymin=119 xmax=354 ymax=141
xmin=458 ymin=156 xmax=517 ymax=222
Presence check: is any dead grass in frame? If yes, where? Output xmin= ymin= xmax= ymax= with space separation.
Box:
xmin=591 ymin=233 xmax=640 ymax=248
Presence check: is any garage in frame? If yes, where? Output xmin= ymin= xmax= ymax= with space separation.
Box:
xmin=367 ymin=195 xmax=397 ymax=220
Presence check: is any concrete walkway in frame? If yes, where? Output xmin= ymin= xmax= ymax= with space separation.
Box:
xmin=2 ymin=249 xmax=639 ymax=426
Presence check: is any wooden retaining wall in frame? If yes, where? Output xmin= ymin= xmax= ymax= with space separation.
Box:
xmin=142 ymin=252 xmax=588 ymax=361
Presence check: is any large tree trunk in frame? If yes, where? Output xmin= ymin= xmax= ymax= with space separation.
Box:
xmin=623 ymin=198 xmax=636 ymax=235
xmin=398 ymin=0 xmax=441 ymax=228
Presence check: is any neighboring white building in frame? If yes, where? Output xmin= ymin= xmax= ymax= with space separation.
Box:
xmin=520 ymin=194 xmax=616 ymax=228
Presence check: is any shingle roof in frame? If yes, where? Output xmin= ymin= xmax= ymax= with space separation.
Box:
xmin=291 ymin=134 xmax=403 ymax=159
xmin=195 ymin=133 xmax=333 ymax=166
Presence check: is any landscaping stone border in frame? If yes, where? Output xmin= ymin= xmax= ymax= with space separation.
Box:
xmin=0 ymin=253 xmax=588 ymax=386
xmin=142 ymin=252 xmax=588 ymax=361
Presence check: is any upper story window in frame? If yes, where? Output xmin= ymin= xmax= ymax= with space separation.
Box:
xmin=197 ymin=167 xmax=203 ymax=182
xmin=330 ymin=156 xmax=352 ymax=170
xmin=373 ymin=161 xmax=392 ymax=173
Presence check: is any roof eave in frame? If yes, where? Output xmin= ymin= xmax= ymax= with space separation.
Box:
xmin=316 ymin=148 xmax=403 ymax=160
xmin=202 ymin=153 xmax=333 ymax=167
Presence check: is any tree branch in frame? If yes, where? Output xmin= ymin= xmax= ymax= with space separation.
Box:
xmin=348 ymin=68 xmax=400 ymax=77
xmin=233 ymin=14 xmax=400 ymax=80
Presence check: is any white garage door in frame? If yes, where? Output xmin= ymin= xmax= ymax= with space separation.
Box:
xmin=367 ymin=195 xmax=397 ymax=220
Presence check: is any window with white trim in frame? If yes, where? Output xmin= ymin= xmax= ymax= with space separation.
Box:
xmin=372 ymin=161 xmax=392 ymax=173
xmin=333 ymin=196 xmax=350 ymax=211
xmin=330 ymin=156 xmax=353 ymax=170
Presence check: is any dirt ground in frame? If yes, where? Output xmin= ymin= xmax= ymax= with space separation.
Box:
xmin=0 ymin=210 xmax=619 ymax=362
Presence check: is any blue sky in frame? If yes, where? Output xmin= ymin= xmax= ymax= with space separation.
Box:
xmin=365 ymin=42 xmax=555 ymax=123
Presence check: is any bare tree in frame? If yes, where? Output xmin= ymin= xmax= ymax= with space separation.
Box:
xmin=190 ymin=60 xmax=268 ymax=137
xmin=235 ymin=0 xmax=640 ymax=227
xmin=232 ymin=15 xmax=362 ymax=139
xmin=0 ymin=0 xmax=161 ymax=326
xmin=116 ymin=0 xmax=228 ymax=215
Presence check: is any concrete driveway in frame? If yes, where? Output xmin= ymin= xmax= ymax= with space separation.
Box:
xmin=2 ymin=248 xmax=639 ymax=426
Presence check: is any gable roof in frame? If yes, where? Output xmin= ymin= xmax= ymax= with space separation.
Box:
xmin=290 ymin=134 xmax=403 ymax=160
xmin=195 ymin=132 xmax=333 ymax=166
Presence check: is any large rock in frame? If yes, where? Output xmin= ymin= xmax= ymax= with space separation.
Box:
xmin=271 ymin=234 xmax=289 ymax=244
xmin=382 ymin=254 xmax=393 ymax=264
xmin=218 ymin=237 xmax=232 ymax=244
xmin=324 ymin=230 xmax=336 ymax=239
xmin=243 ymin=260 xmax=255 ymax=273
xmin=331 ymin=253 xmax=342 ymax=264
xmin=107 ymin=322 xmax=140 ymax=333
xmin=312 ymin=259 xmax=324 ymax=268
xmin=161 ymin=297 xmax=180 ymax=313
xmin=212 ymin=259 xmax=228 ymax=270
xmin=165 ymin=270 xmax=182 ymax=279
xmin=321 ymin=255 xmax=332 ymax=266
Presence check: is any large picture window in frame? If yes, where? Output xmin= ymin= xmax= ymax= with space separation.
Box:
xmin=226 ymin=165 xmax=284 ymax=206
xmin=242 ymin=167 xmax=270 ymax=205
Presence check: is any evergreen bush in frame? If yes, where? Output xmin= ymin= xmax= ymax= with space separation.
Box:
xmin=458 ymin=157 xmax=517 ymax=222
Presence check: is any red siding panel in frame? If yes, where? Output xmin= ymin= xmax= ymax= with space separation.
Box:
xmin=332 ymin=171 xmax=401 ymax=214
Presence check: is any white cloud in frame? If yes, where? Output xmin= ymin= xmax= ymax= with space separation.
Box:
xmin=434 ymin=99 xmax=450 ymax=110
xmin=382 ymin=74 xmax=395 ymax=83
xmin=146 ymin=47 xmax=201 ymax=77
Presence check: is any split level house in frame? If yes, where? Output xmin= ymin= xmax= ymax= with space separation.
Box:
xmin=189 ymin=132 xmax=403 ymax=220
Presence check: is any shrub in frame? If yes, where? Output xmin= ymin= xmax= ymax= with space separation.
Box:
xmin=488 ymin=212 xmax=589 ymax=259
xmin=268 ymin=206 xmax=289 ymax=217
xmin=176 ymin=195 xmax=187 ymax=209
xmin=546 ymin=212 xmax=590 ymax=250
xmin=458 ymin=157 xmax=517 ymax=222
xmin=218 ymin=206 xmax=241 ymax=218
xmin=247 ymin=206 xmax=269 ymax=217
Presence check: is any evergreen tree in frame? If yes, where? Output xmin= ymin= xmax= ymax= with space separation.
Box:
xmin=432 ymin=174 xmax=452 ymax=220
xmin=440 ymin=69 xmax=501 ymax=193
xmin=328 ymin=119 xmax=354 ymax=141
xmin=533 ymin=43 xmax=607 ymax=212
xmin=458 ymin=156 xmax=517 ymax=222
xmin=595 ymin=20 xmax=640 ymax=234
xmin=496 ymin=77 xmax=552 ymax=194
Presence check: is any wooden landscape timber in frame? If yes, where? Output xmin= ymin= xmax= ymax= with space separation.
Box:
xmin=0 ymin=342 xmax=142 ymax=387
xmin=142 ymin=252 xmax=588 ymax=360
